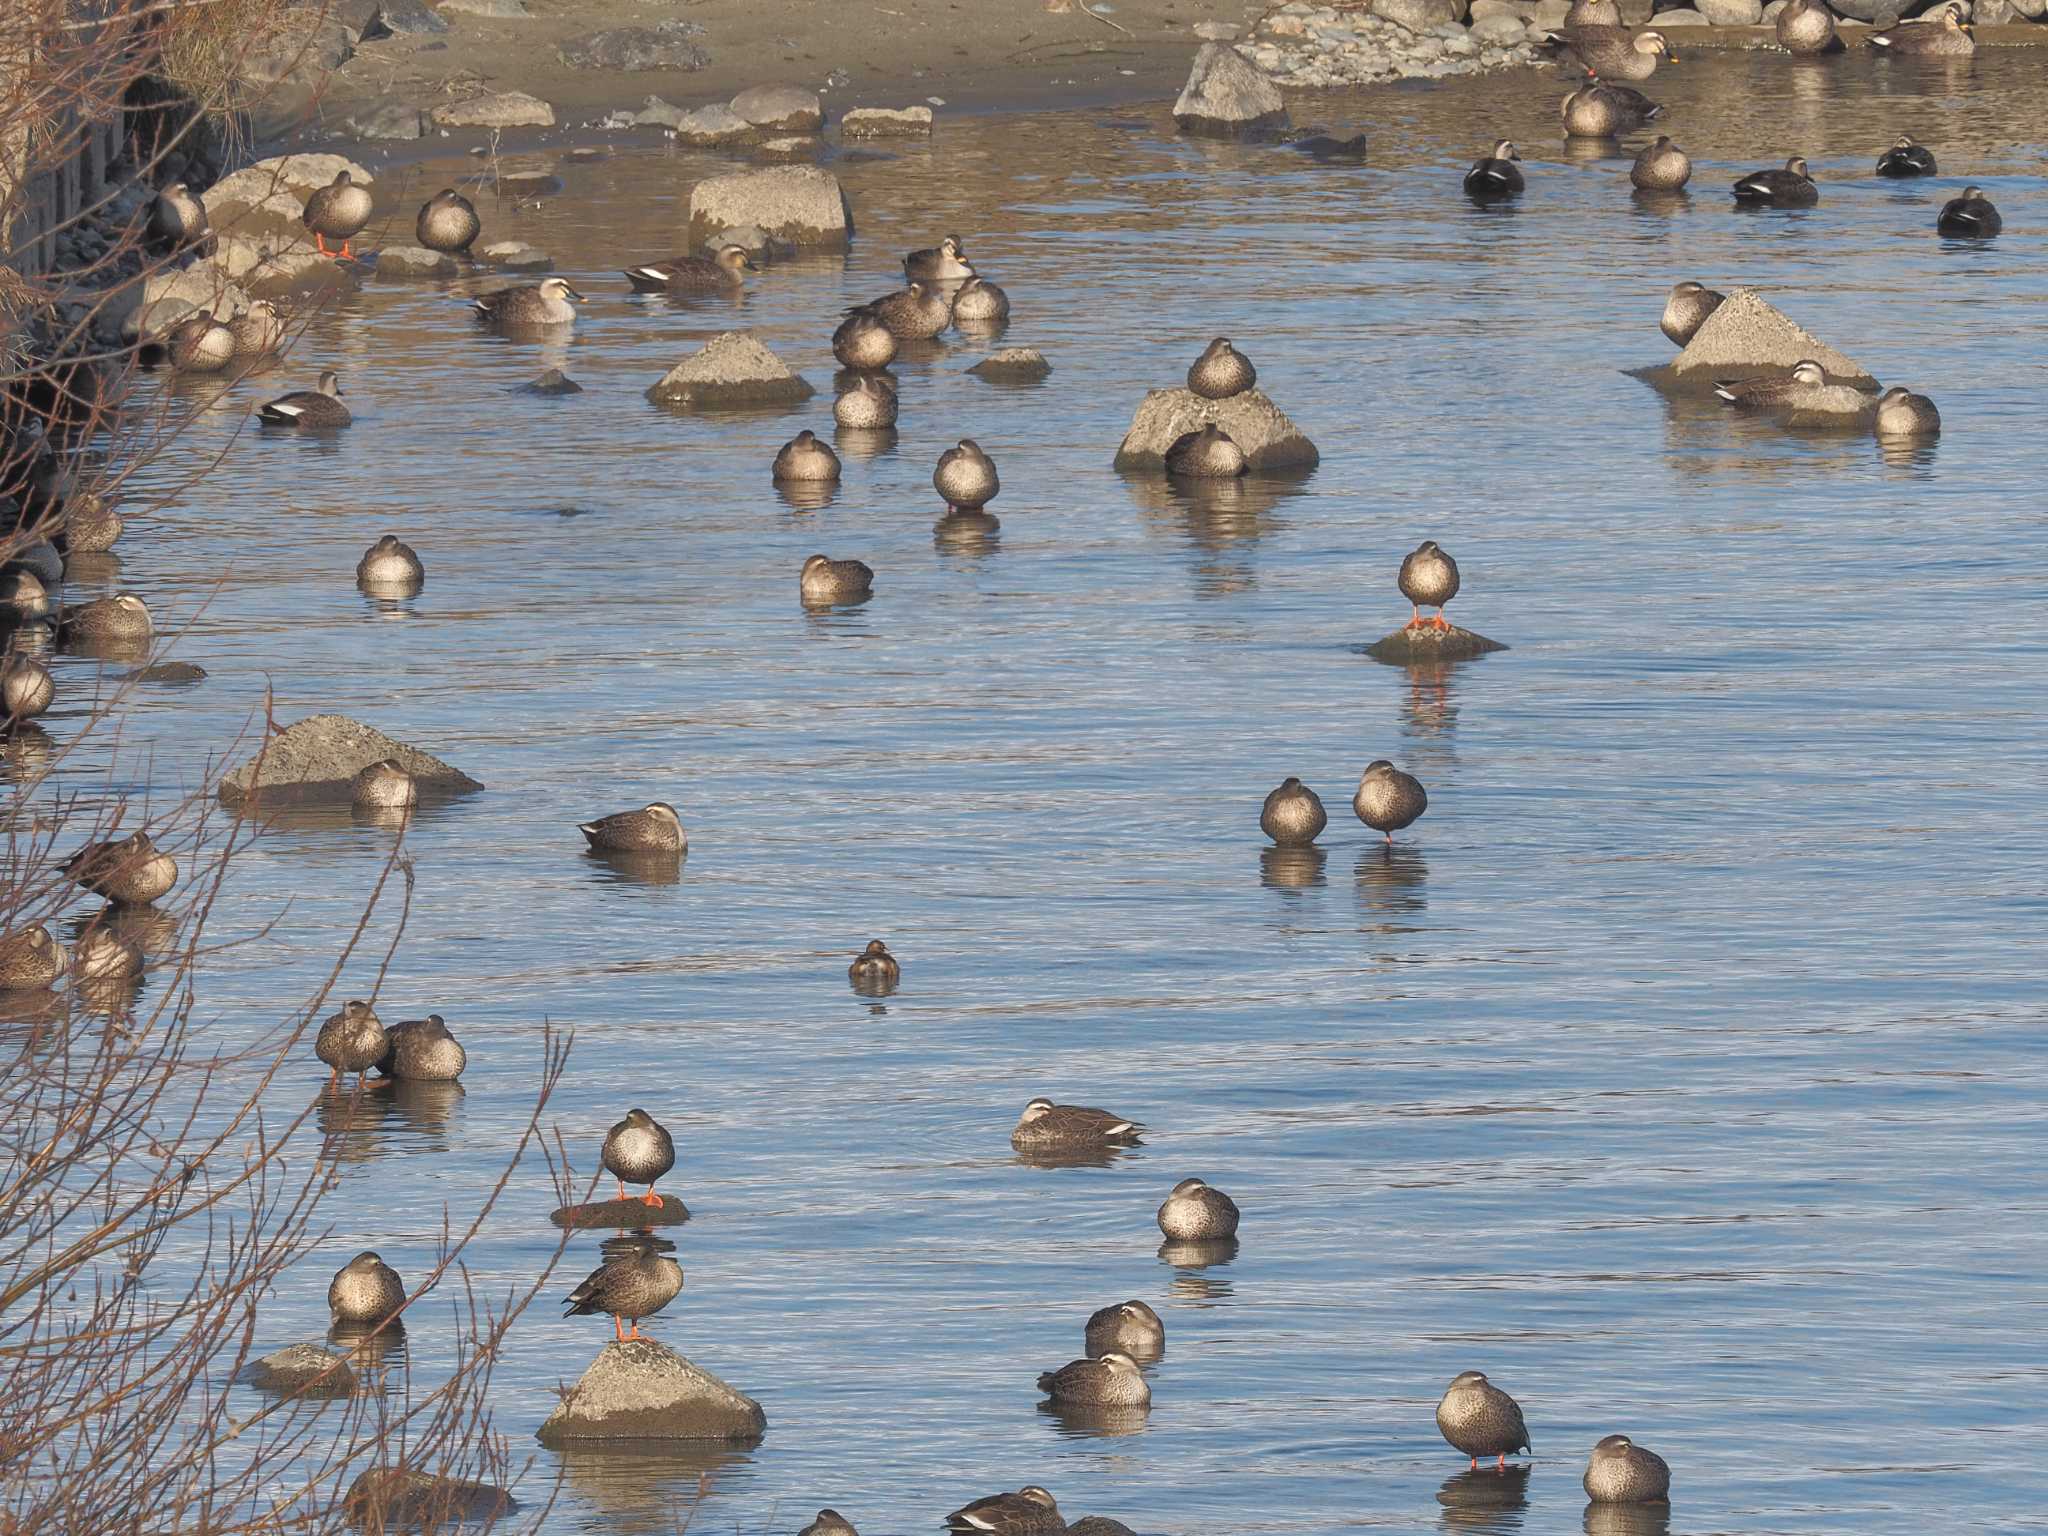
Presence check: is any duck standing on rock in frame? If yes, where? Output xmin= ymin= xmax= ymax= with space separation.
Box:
xmin=1261 ymin=777 xmax=1327 ymax=847
xmin=1660 ymin=280 xmax=1723 ymax=346
xmin=1936 ymin=185 xmax=2001 ymax=237
xmin=1398 ymin=540 xmax=1459 ymax=631
xmin=1463 ymin=141 xmax=1524 ymax=200
xmin=1631 ymin=136 xmax=1690 ymax=192
xmin=562 ymin=1244 xmax=683 ymax=1342
xmin=935 ymin=440 xmax=999 ymax=512
xmin=1732 ymin=156 xmax=1818 ymax=206
xmin=1876 ymin=135 xmax=1937 ymax=176
xmin=472 ymin=277 xmax=584 ymax=327
xmin=1188 ymin=337 xmax=1256 ymax=398
xmin=601 ymin=1108 xmax=676 ymax=1207
xmin=303 ymin=170 xmax=373 ymax=260
xmin=149 ymin=181 xmax=208 ymax=250
xmin=416 ymin=188 xmax=481 ymax=254
xmin=1437 ymin=1371 xmax=1531 ymax=1470
xmin=1354 ymin=760 xmax=1427 ymax=845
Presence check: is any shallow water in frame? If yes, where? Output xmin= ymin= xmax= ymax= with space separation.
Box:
xmin=37 ymin=45 xmax=2048 ymax=1536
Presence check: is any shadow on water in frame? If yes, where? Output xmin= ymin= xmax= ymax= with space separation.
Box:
xmin=1158 ymin=1236 xmax=1239 ymax=1271
xmin=1438 ymin=1466 xmax=1533 ymax=1532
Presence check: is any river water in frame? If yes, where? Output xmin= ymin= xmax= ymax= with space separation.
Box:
xmin=35 ymin=44 xmax=2048 ymax=1536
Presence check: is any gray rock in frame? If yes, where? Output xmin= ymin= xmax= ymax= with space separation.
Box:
xmin=217 ymin=714 xmax=483 ymax=807
xmin=209 ymin=155 xmax=374 ymax=223
xmin=1469 ymin=0 xmax=1537 ymax=17
xmin=239 ymin=16 xmax=354 ymax=86
xmin=438 ymin=0 xmax=529 ymax=13
xmin=1649 ymin=7 xmax=1710 ymax=19
xmin=1194 ymin=19 xmax=1245 ymax=35
xmin=240 ymin=248 xmax=344 ymax=300
xmin=1470 ymin=12 xmax=1530 ymax=39
xmin=550 ymin=1193 xmax=689 ymax=1228
xmin=477 ymin=240 xmax=553 ymax=271
xmin=647 ymin=331 xmax=815 ymax=409
xmin=364 ymin=0 xmax=446 ymax=36
xmin=1114 ymin=387 xmax=1319 ymax=471
xmin=1173 ymin=43 xmax=1290 ymax=138
xmin=348 ymin=103 xmax=425 ymax=139
xmin=697 ymin=225 xmax=793 ymax=260
xmin=1759 ymin=0 xmax=1787 ymax=17
xmin=1527 ymin=0 xmax=1572 ymax=22
xmin=430 ymin=91 xmax=555 ymax=128
xmin=1696 ymin=0 xmax=1761 ymax=20
xmin=123 ymin=267 xmax=250 ymax=341
xmin=559 ymin=21 xmax=708 ymax=71
xmin=1364 ymin=624 xmax=1509 ymax=664
xmin=664 ymin=103 xmax=755 ymax=143
xmin=730 ymin=84 xmax=824 ymax=132
xmin=516 ymin=368 xmax=583 ymax=395
xmin=969 ymin=347 xmax=1052 ymax=381
xmin=752 ymin=136 xmax=826 ymax=162
xmin=2009 ymin=0 xmax=2042 ymax=19
xmin=839 ymin=106 xmax=934 ymax=138
xmin=1972 ymin=0 xmax=2015 ymax=18
xmin=1373 ymin=0 xmax=1468 ymax=27
xmin=244 ymin=1343 xmax=357 ymax=1397
xmin=211 ymin=190 xmax=310 ymax=242
xmin=374 ymin=244 xmax=457 ymax=277
xmin=1667 ymin=288 xmax=1876 ymax=387
xmin=536 ymin=1338 xmax=766 ymax=1445
xmin=686 ymin=165 xmax=852 ymax=251
xmin=343 ymin=1468 xmax=516 ymax=1527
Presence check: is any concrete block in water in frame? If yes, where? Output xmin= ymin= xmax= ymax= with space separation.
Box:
xmin=686 ymin=165 xmax=852 ymax=251
xmin=648 ymin=331 xmax=815 ymax=409
xmin=1173 ymin=43 xmax=1291 ymax=138
xmin=218 ymin=714 xmax=482 ymax=807
xmin=1113 ymin=386 xmax=1318 ymax=471
xmin=551 ymin=1194 xmax=690 ymax=1228
xmin=1668 ymin=288 xmax=1876 ymax=387
xmin=1365 ymin=624 xmax=1509 ymax=664
xmin=536 ymin=1338 xmax=766 ymax=1445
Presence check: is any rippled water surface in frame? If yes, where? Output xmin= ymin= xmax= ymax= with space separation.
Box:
xmin=42 ymin=47 xmax=2048 ymax=1536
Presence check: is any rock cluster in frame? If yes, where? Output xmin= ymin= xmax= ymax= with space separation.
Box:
xmin=1244 ymin=1 xmax=1543 ymax=88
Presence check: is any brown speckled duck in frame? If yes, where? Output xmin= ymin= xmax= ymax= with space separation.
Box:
xmin=2 ymin=654 xmax=54 ymax=722
xmin=862 ymin=281 xmax=951 ymax=340
xmin=602 ymin=1107 xmax=676 ymax=1205
xmin=799 ymin=1514 xmax=860 ymax=1536
xmin=1630 ymin=136 xmax=1690 ymax=192
xmin=472 ymin=277 xmax=584 ymax=327
xmin=580 ymin=803 xmax=686 ymax=853
xmin=1660 ymin=280 xmax=1723 ymax=346
xmin=1188 ymin=337 xmax=1256 ymax=399
xmin=1157 ymin=1176 xmax=1239 ymax=1239
xmin=1354 ymin=760 xmax=1427 ymax=844
xmin=935 ymin=440 xmax=999 ymax=511
xmin=832 ymin=306 xmax=899 ymax=371
xmin=1874 ymin=386 xmax=1940 ymax=438
xmin=229 ymin=299 xmax=286 ymax=358
xmin=258 ymin=371 xmax=350 ymax=429
xmin=377 ymin=1014 xmax=466 ymax=1081
xmin=64 ymin=829 xmax=176 ymax=905
xmin=1561 ymin=82 xmax=1661 ymax=137
xmin=0 ymin=925 xmax=66 ymax=989
xmin=952 ymin=275 xmax=1011 ymax=326
xmin=1085 ymin=1300 xmax=1165 ymax=1360
xmin=834 ymin=374 xmax=898 ymax=430
xmin=1776 ymin=0 xmax=1835 ymax=52
xmin=167 ymin=313 xmax=234 ymax=373
xmin=1585 ymin=1434 xmax=1672 ymax=1503
xmin=562 ymin=1244 xmax=683 ymax=1341
xmin=775 ymin=430 xmax=842 ymax=483
xmin=417 ymin=188 xmax=481 ymax=253
xmin=1543 ymin=26 xmax=1674 ymax=81
xmin=329 ymin=1251 xmax=405 ymax=1324
xmin=848 ymin=939 xmax=901 ymax=990
xmin=945 ymin=1488 xmax=1063 ymax=1536
xmin=303 ymin=170 xmax=373 ymax=260
xmin=1870 ymin=5 xmax=1973 ymax=53
xmin=316 ymin=1000 xmax=389 ymax=1079
xmin=622 ymin=244 xmax=755 ymax=293
xmin=1038 ymin=1351 xmax=1150 ymax=1408
xmin=1012 ymin=1098 xmax=1143 ymax=1152
xmin=356 ymin=534 xmax=423 ymax=591
xmin=149 ymin=181 xmax=208 ymax=249
xmin=1260 ymin=777 xmax=1328 ymax=848
xmin=1437 ymin=1371 xmax=1531 ymax=1469
xmin=1165 ymin=424 xmax=1247 ymax=478
xmin=800 ymin=554 xmax=874 ymax=606
xmin=1398 ymin=541 xmax=1459 ymax=630
xmin=352 ymin=759 xmax=417 ymax=810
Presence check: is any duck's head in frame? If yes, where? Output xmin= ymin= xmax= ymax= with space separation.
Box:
xmin=715 ymin=244 xmax=757 ymax=274
xmin=1415 ymin=539 xmax=1442 ymax=555
xmin=1959 ymin=184 xmax=1984 ymax=200
xmin=1202 ymin=336 xmax=1236 ymax=358
xmin=791 ymin=430 xmax=820 ymax=448
xmin=1448 ymin=1369 xmax=1491 ymax=1390
xmin=1018 ymin=1097 xmax=1056 ymax=1121
xmin=1121 ymin=1299 xmax=1162 ymax=1324
xmin=801 ymin=554 xmax=831 ymax=578
xmin=1891 ymin=134 xmax=1918 ymax=150
xmin=955 ymin=438 xmax=988 ymax=460
xmin=1278 ymin=775 xmax=1303 ymax=791
xmin=349 ymin=1250 xmax=385 ymax=1269
xmin=1168 ymin=1177 xmax=1210 ymax=1197
xmin=1786 ymin=155 xmax=1811 ymax=177
xmin=113 ymin=594 xmax=150 ymax=619
xmin=1017 ymin=1490 xmax=1058 ymax=1513
xmin=1638 ymin=28 xmax=1674 ymax=58
xmin=1361 ymin=758 xmax=1395 ymax=780
xmin=1492 ymin=139 xmax=1519 ymax=162
xmin=624 ymin=1107 xmax=655 ymax=1127
xmin=1592 ymin=1433 xmax=1634 ymax=1456
xmin=644 ymin=802 xmax=683 ymax=828
xmin=1100 ymin=1352 xmax=1142 ymax=1377
xmin=906 ymin=280 xmax=930 ymax=300
xmin=317 ymin=370 xmax=343 ymax=397
xmin=332 ymin=171 xmax=355 ymax=187
xmin=1669 ymin=279 xmax=1707 ymax=297
xmin=1790 ymin=360 xmax=1826 ymax=386
xmin=163 ymin=180 xmax=190 ymax=198
xmin=540 ymin=277 xmax=586 ymax=305
xmin=1877 ymin=385 xmax=1918 ymax=406
xmin=940 ymin=234 xmax=968 ymax=260
xmin=861 ymin=939 xmax=890 ymax=957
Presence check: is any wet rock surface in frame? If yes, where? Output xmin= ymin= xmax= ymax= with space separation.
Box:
xmin=970 ymin=347 xmax=1053 ymax=381
xmin=537 ymin=1338 xmax=766 ymax=1444
xmin=841 ymin=106 xmax=935 ymax=137
xmin=1115 ymin=387 xmax=1319 ymax=470
xmin=243 ymin=1342 xmax=358 ymax=1397
xmin=1173 ymin=42 xmax=1291 ymax=137
xmin=648 ymin=331 xmax=816 ymax=409
xmin=218 ymin=714 xmax=483 ymax=807
xmin=1246 ymin=0 xmax=1543 ymax=84
xmin=374 ymin=245 xmax=457 ymax=277
xmin=1365 ymin=624 xmax=1510 ymax=663
xmin=686 ymin=166 xmax=853 ymax=251
xmin=343 ymin=1468 xmax=517 ymax=1526
xmin=550 ymin=1194 xmax=690 ymax=1228
xmin=431 ymin=91 xmax=556 ymax=128
xmin=1663 ymin=288 xmax=1878 ymax=388
xmin=731 ymin=84 xmax=825 ymax=132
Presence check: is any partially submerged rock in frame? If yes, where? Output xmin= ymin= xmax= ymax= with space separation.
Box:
xmin=550 ymin=1194 xmax=690 ymax=1229
xmin=124 ymin=267 xmax=249 ymax=341
xmin=477 ymin=241 xmax=553 ymax=271
xmin=218 ymin=714 xmax=482 ymax=807
xmin=431 ymin=91 xmax=556 ymax=128
xmin=730 ymin=84 xmax=824 ymax=133
xmin=537 ymin=1338 xmax=766 ymax=1445
xmin=516 ymin=368 xmax=582 ymax=396
xmin=1173 ymin=42 xmax=1290 ymax=139
xmin=1114 ymin=387 xmax=1318 ymax=471
xmin=1666 ymin=288 xmax=1876 ymax=388
xmin=660 ymin=103 xmax=753 ymax=143
xmin=841 ymin=106 xmax=934 ymax=138
xmin=374 ymin=245 xmax=456 ymax=278
xmin=686 ymin=165 xmax=852 ymax=252
xmin=647 ymin=330 xmax=815 ymax=409
xmin=342 ymin=1468 xmax=517 ymax=1528
xmin=243 ymin=1342 xmax=357 ymax=1397
xmin=969 ymin=347 xmax=1052 ymax=382
xmin=1365 ymin=624 xmax=1509 ymax=664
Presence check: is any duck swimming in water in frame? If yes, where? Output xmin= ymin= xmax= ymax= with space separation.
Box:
xmin=1437 ymin=1371 xmax=1531 ymax=1470
xmin=832 ymin=305 xmax=898 ymax=371
xmin=1936 ymin=185 xmax=2000 ymax=237
xmin=1870 ymin=5 xmax=1974 ymax=53
xmin=1713 ymin=358 xmax=1827 ymax=408
xmin=1560 ymin=82 xmax=1661 ymax=137
xmin=934 ymin=440 xmax=999 ymax=511
xmin=356 ymin=534 xmax=423 ymax=591
xmin=64 ymin=829 xmax=177 ymax=905
xmin=1875 ymin=135 xmax=1937 ymax=176
xmin=1260 ymin=777 xmax=1327 ymax=847
xmin=1165 ymin=425 xmax=1247 ymax=478
xmin=847 ymin=939 xmax=900 ymax=989
xmin=945 ymin=1488 xmax=1063 ymax=1536
xmin=1012 ymin=1098 xmax=1143 ymax=1152
xmin=861 ymin=281 xmax=951 ymax=340
xmin=1874 ymin=386 xmax=1940 ymax=437
xmin=622 ymin=244 xmax=755 ymax=293
xmin=1732 ymin=155 xmax=1818 ymax=206
xmin=1157 ymin=1176 xmax=1240 ymax=1239
xmin=800 ymin=554 xmax=874 ymax=606
xmin=1775 ymin=0 xmax=1835 ymax=52
xmin=834 ymin=374 xmax=897 ymax=430
xmin=329 ymin=1251 xmax=405 ymax=1324
xmin=472 ymin=277 xmax=584 ymax=326
xmin=1660 ymin=280 xmax=1723 ymax=346
xmin=1584 ymin=1434 xmax=1671 ymax=1503
xmin=1630 ymin=135 xmax=1690 ymax=192
xmin=601 ymin=1107 xmax=675 ymax=1206
xmin=773 ymin=430 xmax=842 ymax=482
xmin=1038 ymin=1351 xmax=1151 ymax=1408
xmin=1463 ymin=140 xmax=1523 ymax=199
xmin=378 ymin=1014 xmax=466 ymax=1081
xmin=952 ymin=275 xmax=1011 ymax=325
xmin=1 ymin=654 xmax=53 ymax=723
xmin=258 ymin=371 xmax=350 ymax=429
xmin=580 ymin=803 xmax=686 ymax=853
xmin=316 ymin=1000 xmax=389 ymax=1080
xmin=1084 ymin=1300 xmax=1165 ymax=1360
xmin=1353 ymin=760 xmax=1427 ymax=844
xmin=902 ymin=234 xmax=975 ymax=281
xmin=1398 ymin=540 xmax=1459 ymax=631
xmin=352 ymin=759 xmax=417 ymax=810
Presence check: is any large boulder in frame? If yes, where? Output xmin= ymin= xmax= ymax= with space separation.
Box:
xmin=343 ymin=1468 xmax=516 ymax=1527
xmin=238 ymin=15 xmax=355 ymax=87
xmin=243 ymin=1343 xmax=357 ymax=1397
xmin=1173 ymin=43 xmax=1290 ymax=139
xmin=840 ymin=106 xmax=934 ymax=138
xmin=1373 ymin=0 xmax=1469 ymax=27
xmin=217 ymin=714 xmax=482 ymax=807
xmin=730 ymin=84 xmax=824 ymax=133
xmin=431 ymin=91 xmax=555 ymax=128
xmin=1113 ymin=387 xmax=1318 ymax=471
xmin=374 ymin=245 xmax=457 ymax=278
xmin=1696 ymin=0 xmax=1762 ymax=20
xmin=208 ymin=154 xmax=373 ymax=212
xmin=1667 ymin=288 xmax=1876 ymax=387
xmin=558 ymin=20 xmax=709 ymax=70
xmin=536 ymin=1338 xmax=766 ymax=1445
xmin=686 ymin=166 xmax=851 ymax=251
xmin=347 ymin=103 xmax=425 ymax=140
xmin=647 ymin=331 xmax=814 ymax=409
xmin=212 ymin=191 xmax=311 ymax=242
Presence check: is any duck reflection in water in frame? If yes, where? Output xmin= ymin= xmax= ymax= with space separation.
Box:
xmin=1584 ymin=1502 xmax=1672 ymax=1536
xmin=1438 ymin=1465 xmax=1532 ymax=1533
xmin=775 ymin=479 xmax=837 ymax=514
xmin=557 ymin=1441 xmax=757 ymax=1526
xmin=1260 ymin=844 xmax=1327 ymax=891
xmin=316 ymin=1076 xmax=464 ymax=1161
xmin=1157 ymin=1236 xmax=1238 ymax=1271
xmin=1399 ymin=661 xmax=1462 ymax=741
xmin=584 ymin=847 xmax=684 ymax=887
xmin=1356 ymin=844 xmax=1428 ymax=916
xmin=1037 ymin=1401 xmax=1150 ymax=1439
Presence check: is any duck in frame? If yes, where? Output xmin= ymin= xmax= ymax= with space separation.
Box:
xmin=166 ymin=313 xmax=234 ymax=373
xmin=57 ymin=593 xmax=152 ymax=646
xmin=0 ymin=571 xmax=49 ymax=622
xmin=55 ymin=492 xmax=122 ymax=554
xmin=471 ymin=277 xmax=584 ymax=326
xmin=6 ymin=541 xmax=62 ymax=586
xmin=64 ymin=829 xmax=177 ymax=904
xmin=1584 ymin=1434 xmax=1672 ymax=1503
xmin=1084 ymin=1300 xmax=1165 ymax=1360
xmin=228 ymin=299 xmax=286 ymax=357
xmin=1542 ymin=27 xmax=1674 ymax=81
xmin=833 ymin=374 xmax=898 ymax=430
xmin=945 ymin=1488 xmax=1063 ymax=1536
xmin=622 ymin=244 xmax=755 ymax=293
xmin=1463 ymin=141 xmax=1524 ymax=199
xmin=1660 ymin=280 xmax=1724 ymax=346
xmin=416 ymin=188 xmax=481 ymax=254
xmin=1165 ymin=424 xmax=1247 ymax=478
xmin=303 ymin=170 xmax=374 ymax=260
xmin=257 ymin=371 xmax=351 ymax=429
xmin=1630 ymin=135 xmax=1690 ymax=191
xmin=1398 ymin=540 xmax=1460 ymax=631
xmin=580 ymin=803 xmax=686 ymax=853
xmin=935 ymin=440 xmax=999 ymax=511
xmin=74 ymin=926 xmax=144 ymax=982
xmin=903 ymin=234 xmax=975 ymax=281
xmin=1038 ymin=1351 xmax=1151 ymax=1408
xmin=1011 ymin=1098 xmax=1144 ymax=1152
xmin=831 ymin=306 xmax=898 ymax=371
xmin=1876 ymin=135 xmax=1937 ymax=176
xmin=356 ymin=534 xmax=424 ymax=591
xmin=1260 ymin=776 xmax=1329 ymax=850
xmin=316 ymin=999 xmax=390 ymax=1080
xmin=1776 ymin=0 xmax=1835 ymax=51
xmin=1937 ymin=185 xmax=2001 ymax=237
xmin=799 ymin=1514 xmax=859 ymax=1536
xmin=952 ymin=275 xmax=1011 ymax=325
xmin=148 ymin=181 xmax=208 ymax=249
xmin=1288 ymin=132 xmax=1370 ymax=161
xmin=1354 ymin=760 xmax=1427 ymax=844
xmin=1563 ymin=0 xmax=1620 ymax=21
xmin=562 ymin=1244 xmax=683 ymax=1341
xmin=377 ymin=1014 xmax=466 ymax=1081
xmin=0 ymin=924 xmax=66 ymax=989
xmin=1159 ymin=1177 xmax=1239 ymax=1238
xmin=1732 ymin=155 xmax=1818 ymax=206
xmin=1560 ymin=82 xmax=1660 ymax=137
xmin=352 ymin=759 xmax=417 ymax=810
xmin=1874 ymin=386 xmax=1940 ymax=437
xmin=1870 ymin=5 xmax=1974 ymax=52
xmin=1 ymin=652 xmax=54 ymax=725
xmin=1188 ymin=337 xmax=1257 ymax=397
xmin=800 ymin=554 xmax=874 ymax=606
xmin=1437 ymin=1371 xmax=1531 ymax=1470
xmin=848 ymin=939 xmax=900 ymax=989
xmin=328 ymin=1251 xmax=405 ymax=1324
xmin=773 ymin=430 xmax=842 ymax=482
xmin=861 ymin=281 xmax=951 ymax=340
xmin=1713 ymin=358 xmax=1827 ymax=408
xmin=602 ymin=1107 xmax=676 ymax=1206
